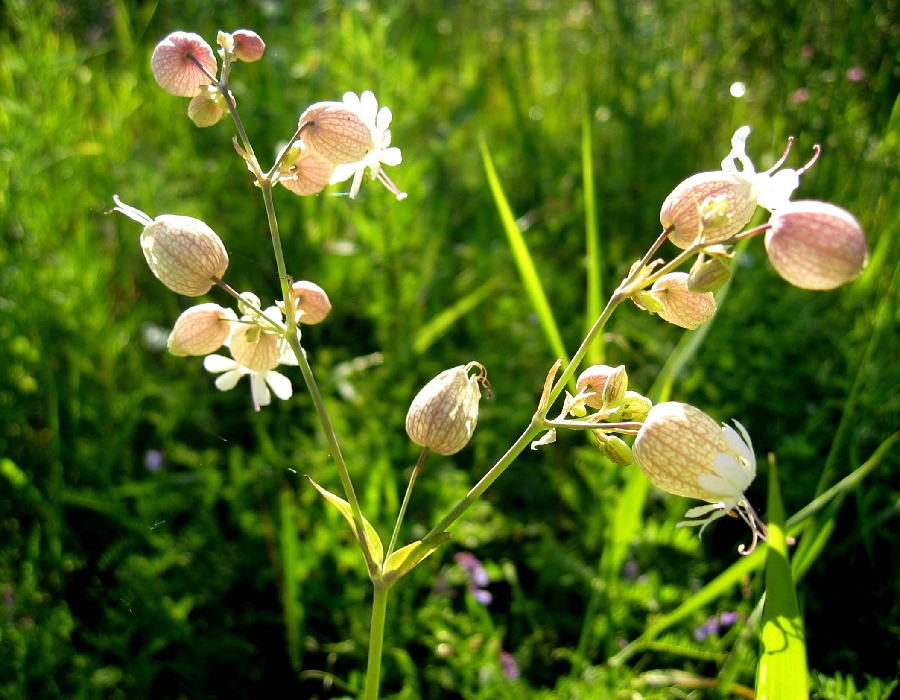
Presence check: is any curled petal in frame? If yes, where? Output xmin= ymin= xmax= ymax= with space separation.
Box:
xmin=204 ymin=354 xmax=238 ymax=373
xmin=380 ymin=147 xmax=402 ymax=167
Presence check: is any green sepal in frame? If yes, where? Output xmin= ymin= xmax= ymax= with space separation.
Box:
xmin=381 ymin=533 xmax=453 ymax=584
xmin=307 ymin=477 xmax=384 ymax=568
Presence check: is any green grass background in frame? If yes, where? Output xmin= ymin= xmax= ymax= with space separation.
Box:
xmin=1 ymin=0 xmax=898 ymax=698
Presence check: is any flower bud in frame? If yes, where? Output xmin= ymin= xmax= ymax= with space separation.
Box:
xmin=187 ymin=87 xmax=226 ymax=127
xmin=632 ymin=402 xmax=755 ymax=504
xmin=649 ymin=272 xmax=716 ymax=330
xmin=141 ymin=215 xmax=229 ymax=296
xmin=150 ymin=32 xmax=218 ymax=97
xmin=279 ymin=146 xmax=335 ymax=196
xmin=229 ymin=324 xmax=282 ymax=372
xmin=764 ymin=200 xmax=868 ymax=290
xmin=660 ymin=172 xmax=756 ymax=249
xmin=688 ymin=256 xmax=732 ymax=293
xmin=299 ymin=102 xmax=373 ymax=164
xmin=607 ymin=391 xmax=653 ymax=423
xmin=231 ymin=29 xmax=265 ymax=62
xmin=406 ymin=362 xmax=488 ymax=456
xmin=576 ymin=364 xmax=628 ymax=409
xmin=601 ymin=435 xmax=634 ymax=465
xmin=167 ymin=303 xmax=236 ymax=356
xmin=290 ymin=280 xmax=332 ymax=324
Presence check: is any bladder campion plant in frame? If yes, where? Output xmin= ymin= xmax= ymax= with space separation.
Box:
xmin=112 ymin=27 xmax=869 ymax=698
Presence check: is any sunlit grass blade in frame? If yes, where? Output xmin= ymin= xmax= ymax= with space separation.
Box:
xmin=756 ymin=457 xmax=808 ymax=699
xmin=279 ymin=488 xmax=303 ymax=671
xmin=582 ymin=99 xmax=603 ymax=366
xmin=479 ymin=137 xmax=569 ymax=366
xmin=411 ymin=278 xmax=499 ymax=355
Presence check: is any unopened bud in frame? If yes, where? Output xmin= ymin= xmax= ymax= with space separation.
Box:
xmin=279 ymin=145 xmax=335 ymax=196
xmin=765 ymin=200 xmax=868 ymax=290
xmin=601 ymin=435 xmax=634 ymax=465
xmin=607 ymin=391 xmax=653 ymax=423
xmin=229 ymin=324 xmax=282 ymax=371
xmin=231 ymin=29 xmax=265 ymax=62
xmin=113 ymin=197 xmax=228 ymax=296
xmin=299 ymin=102 xmax=373 ymax=164
xmin=406 ymin=362 xmax=489 ymax=456
xmin=661 ymin=172 xmax=756 ymax=249
xmin=188 ymin=86 xmax=227 ymax=127
xmin=150 ymin=31 xmax=218 ymax=97
xmin=649 ymin=272 xmax=717 ymax=330
xmin=168 ymin=303 xmax=236 ymax=356
xmin=688 ymin=256 xmax=732 ymax=293
xmin=290 ymin=280 xmax=332 ymax=324
xmin=576 ymin=365 xmax=628 ymax=409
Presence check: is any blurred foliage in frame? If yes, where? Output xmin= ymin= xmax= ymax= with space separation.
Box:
xmin=1 ymin=0 xmax=898 ymax=698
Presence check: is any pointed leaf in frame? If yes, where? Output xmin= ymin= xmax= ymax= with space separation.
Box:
xmin=307 ymin=477 xmax=383 ymax=567
xmin=381 ymin=533 xmax=452 ymax=584
xmin=757 ymin=459 xmax=808 ymax=699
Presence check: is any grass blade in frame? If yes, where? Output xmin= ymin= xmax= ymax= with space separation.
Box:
xmin=582 ymin=100 xmax=603 ymax=366
xmin=479 ymin=137 xmax=569 ymax=366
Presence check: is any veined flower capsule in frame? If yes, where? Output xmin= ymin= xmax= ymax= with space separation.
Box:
xmin=299 ymin=102 xmax=373 ymax=165
xmin=231 ymin=29 xmax=265 ymax=62
xmin=150 ymin=31 xmax=218 ymax=97
xmin=113 ymin=196 xmax=229 ymax=297
xmin=278 ymin=145 xmax=335 ymax=196
xmin=290 ymin=280 xmax=332 ymax=324
xmin=406 ymin=362 xmax=489 ymax=456
xmin=229 ymin=324 xmax=282 ymax=372
xmin=633 ymin=401 xmax=766 ymax=553
xmin=575 ymin=365 xmax=628 ymax=409
xmin=168 ymin=303 xmax=236 ymax=356
xmin=661 ymin=172 xmax=757 ymax=249
xmin=765 ymin=200 xmax=868 ymax=290
xmin=649 ymin=272 xmax=717 ymax=330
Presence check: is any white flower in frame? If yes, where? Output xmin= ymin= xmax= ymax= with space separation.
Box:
xmin=721 ymin=126 xmax=800 ymax=213
xmin=329 ymin=91 xmax=406 ymax=200
xmin=632 ymin=401 xmax=767 ymax=554
xmin=202 ymin=306 xmax=298 ymax=410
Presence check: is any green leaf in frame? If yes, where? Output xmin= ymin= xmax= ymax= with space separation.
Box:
xmin=307 ymin=477 xmax=384 ymax=568
xmin=479 ymin=138 xmax=570 ymax=368
xmin=411 ymin=278 xmax=498 ymax=355
xmin=757 ymin=458 xmax=808 ymax=700
xmin=381 ymin=533 xmax=452 ymax=584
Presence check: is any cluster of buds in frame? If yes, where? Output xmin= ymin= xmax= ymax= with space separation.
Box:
xmin=112 ymin=196 xmax=332 ymax=410
xmin=150 ymin=29 xmax=404 ymax=200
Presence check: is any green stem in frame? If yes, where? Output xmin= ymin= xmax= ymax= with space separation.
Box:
xmin=387 ymin=449 xmax=428 ymax=560
xmin=365 ymin=583 xmax=390 ymax=700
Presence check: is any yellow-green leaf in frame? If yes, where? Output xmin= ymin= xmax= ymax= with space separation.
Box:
xmin=381 ymin=534 xmax=452 ymax=584
xmin=307 ymin=477 xmax=384 ymax=568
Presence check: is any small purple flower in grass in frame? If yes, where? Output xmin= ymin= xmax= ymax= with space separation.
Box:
xmin=455 ymin=552 xmax=492 ymax=605
xmin=694 ymin=611 xmax=741 ymax=641
xmin=500 ymin=650 xmax=520 ymax=680
xmin=144 ymin=450 xmax=164 ymax=472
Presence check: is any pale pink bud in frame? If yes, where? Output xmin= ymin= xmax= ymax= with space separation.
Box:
xmin=290 ymin=281 xmax=332 ymax=324
xmin=187 ymin=87 xmax=226 ymax=127
xmin=299 ymin=102 xmax=373 ymax=164
xmin=406 ymin=362 xmax=489 ymax=456
xmin=231 ymin=29 xmax=265 ymax=62
xmin=660 ymin=172 xmax=756 ymax=249
xmin=649 ymin=272 xmax=717 ymax=330
xmin=167 ymin=304 xmax=236 ymax=356
xmin=279 ymin=147 xmax=335 ymax=196
xmin=575 ymin=365 xmax=628 ymax=409
xmin=229 ymin=324 xmax=282 ymax=372
xmin=765 ymin=200 xmax=868 ymax=290
xmin=150 ymin=32 xmax=217 ymax=97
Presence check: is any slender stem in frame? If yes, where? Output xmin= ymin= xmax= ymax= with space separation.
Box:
xmin=387 ymin=449 xmax=428 ymax=560
xmin=365 ymin=583 xmax=390 ymax=700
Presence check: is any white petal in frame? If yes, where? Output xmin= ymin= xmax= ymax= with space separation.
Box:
xmin=683 ymin=503 xmax=722 ymax=518
xmin=722 ymin=423 xmax=755 ymax=471
xmin=380 ymin=147 xmax=402 ymax=167
xmin=722 ymin=125 xmax=755 ymax=174
xmin=279 ymin=346 xmax=299 ymax=366
xmin=265 ymin=370 xmax=293 ymax=400
xmin=204 ymin=354 xmax=238 ymax=373
xmin=330 ymin=162 xmax=361 ymax=185
xmin=214 ymin=369 xmax=244 ymax=391
xmin=251 ymin=372 xmax=272 ymax=407
xmin=349 ymin=167 xmax=365 ymax=199
xmin=359 ymin=91 xmax=378 ymax=123
xmin=375 ymin=106 xmax=393 ymax=132
xmin=698 ymin=472 xmax=742 ymax=498
xmin=262 ymin=306 xmax=284 ymax=325
xmin=757 ymin=169 xmax=800 ymax=212
xmin=342 ymin=91 xmax=361 ymax=111
xmin=712 ymin=452 xmax=754 ymax=490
